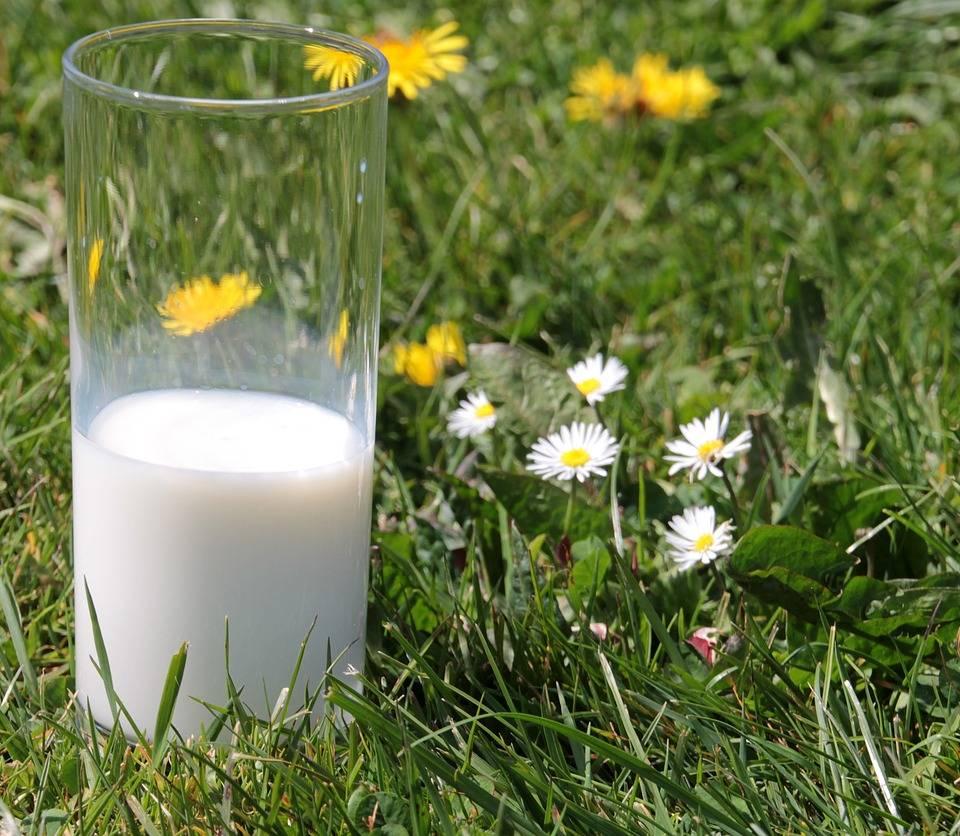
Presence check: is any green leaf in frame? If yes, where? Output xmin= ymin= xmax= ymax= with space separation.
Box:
xmin=567 ymin=536 xmax=611 ymax=611
xmin=859 ymin=578 xmax=960 ymax=632
xmin=810 ymin=479 xmax=898 ymax=545
xmin=730 ymin=525 xmax=854 ymax=580
xmin=483 ymin=469 xmax=608 ymax=541
xmin=374 ymin=792 xmax=409 ymax=825
xmin=728 ymin=526 xmax=855 ymax=617
xmin=733 ymin=565 xmax=834 ymax=618
xmin=346 ymin=786 xmax=371 ymax=822
xmin=376 ymin=530 xmax=416 ymax=563
xmin=810 ymin=479 xmax=928 ymax=578
xmin=826 ymin=575 xmax=895 ymax=620
xmin=376 ymin=534 xmax=444 ymax=633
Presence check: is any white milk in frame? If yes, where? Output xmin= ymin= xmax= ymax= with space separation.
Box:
xmin=72 ymin=388 xmax=373 ymax=738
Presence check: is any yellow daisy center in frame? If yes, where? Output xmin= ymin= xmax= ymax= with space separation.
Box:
xmin=576 ymin=377 xmax=602 ymax=396
xmin=697 ymin=439 xmax=724 ymax=461
xmin=474 ymin=403 xmax=495 ymax=419
xmin=560 ymin=448 xmax=591 ymax=468
xmin=694 ymin=533 xmax=715 ymax=552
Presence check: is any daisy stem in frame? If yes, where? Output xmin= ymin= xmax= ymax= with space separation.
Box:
xmin=417 ymin=384 xmax=441 ymax=466
xmin=721 ymin=467 xmax=741 ymax=530
xmin=710 ymin=561 xmax=726 ymax=595
xmin=489 ymin=429 xmax=500 ymax=469
xmin=448 ymin=436 xmax=469 ymax=472
xmin=594 ymin=401 xmax=610 ymax=435
xmin=563 ymin=480 xmax=578 ymax=536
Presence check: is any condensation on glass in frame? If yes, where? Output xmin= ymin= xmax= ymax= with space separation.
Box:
xmin=63 ymin=20 xmax=388 ymax=739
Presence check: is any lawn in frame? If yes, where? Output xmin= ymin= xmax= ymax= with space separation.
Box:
xmin=4 ymin=0 xmax=960 ymax=832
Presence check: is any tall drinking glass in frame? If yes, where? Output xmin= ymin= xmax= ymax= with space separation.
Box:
xmin=62 ymin=20 xmax=387 ymax=738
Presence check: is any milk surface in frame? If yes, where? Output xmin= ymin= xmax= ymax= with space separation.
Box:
xmin=73 ymin=388 xmax=373 ymax=738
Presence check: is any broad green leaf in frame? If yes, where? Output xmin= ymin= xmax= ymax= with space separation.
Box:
xmin=375 ymin=532 xmax=444 ymax=632
xmin=811 ymin=479 xmax=897 ymax=546
xmin=729 ymin=526 xmax=854 ymax=618
xmin=568 ymin=536 xmax=611 ymax=610
xmin=733 ymin=565 xmax=834 ymax=618
xmin=729 ymin=525 xmax=854 ymax=580
xmin=855 ymin=612 xmax=941 ymax=637
xmin=857 ymin=580 xmax=960 ymax=634
xmin=376 ymin=530 xmax=416 ymax=563
xmin=483 ymin=469 xmax=609 ymax=541
xmin=911 ymin=573 xmax=960 ymax=592
xmin=811 ymin=479 xmax=928 ymax=578
xmin=826 ymin=576 xmax=894 ymax=620
xmin=346 ymin=787 xmax=371 ymax=822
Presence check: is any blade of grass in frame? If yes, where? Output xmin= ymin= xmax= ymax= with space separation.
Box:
xmin=0 ymin=570 xmax=38 ymax=702
xmin=153 ymin=642 xmax=188 ymax=766
xmin=83 ymin=579 xmax=117 ymax=724
xmin=842 ymin=679 xmax=902 ymax=828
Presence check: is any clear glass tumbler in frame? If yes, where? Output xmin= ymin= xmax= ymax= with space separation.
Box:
xmin=63 ymin=20 xmax=387 ymax=738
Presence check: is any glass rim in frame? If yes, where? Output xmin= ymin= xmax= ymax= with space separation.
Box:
xmin=62 ymin=18 xmax=389 ymax=114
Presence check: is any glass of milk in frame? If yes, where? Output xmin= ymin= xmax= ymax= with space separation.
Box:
xmin=62 ymin=21 xmax=387 ymax=739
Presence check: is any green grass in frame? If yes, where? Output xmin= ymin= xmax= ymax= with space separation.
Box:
xmin=5 ymin=0 xmax=960 ymax=832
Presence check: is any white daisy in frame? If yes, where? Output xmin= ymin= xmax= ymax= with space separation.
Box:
xmin=664 ymin=408 xmax=752 ymax=481
xmin=665 ymin=505 xmax=735 ymax=571
xmin=566 ymin=353 xmax=628 ymax=405
xmin=447 ymin=391 xmax=497 ymax=438
xmin=526 ymin=421 xmax=620 ymax=482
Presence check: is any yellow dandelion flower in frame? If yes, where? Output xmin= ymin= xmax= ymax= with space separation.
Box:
xmin=568 ymin=53 xmax=720 ymax=123
xmin=366 ymin=21 xmax=468 ymax=100
xmin=641 ymin=64 xmax=720 ymax=120
xmin=393 ymin=343 xmax=408 ymax=373
xmin=394 ymin=341 xmax=441 ymax=387
xmin=675 ymin=66 xmax=720 ymax=117
xmin=87 ymin=238 xmax=104 ymax=292
xmin=328 ymin=309 xmax=350 ymax=367
xmin=426 ymin=321 xmax=466 ymax=366
xmin=564 ymin=58 xmax=633 ymax=122
xmin=157 ymin=271 xmax=262 ymax=337
xmin=304 ymin=45 xmax=365 ymax=91
xmin=631 ymin=53 xmax=670 ymax=95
